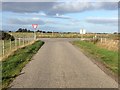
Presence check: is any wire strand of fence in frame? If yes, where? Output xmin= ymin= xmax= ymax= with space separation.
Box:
xmin=0 ymin=32 xmax=36 ymax=61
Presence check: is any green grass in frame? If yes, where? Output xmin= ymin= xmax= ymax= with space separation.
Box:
xmin=72 ymin=40 xmax=118 ymax=74
xmin=2 ymin=40 xmax=44 ymax=89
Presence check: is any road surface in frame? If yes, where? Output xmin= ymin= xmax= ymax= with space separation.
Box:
xmin=10 ymin=38 xmax=118 ymax=88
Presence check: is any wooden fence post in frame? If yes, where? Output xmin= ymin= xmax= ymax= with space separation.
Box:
xmin=10 ymin=39 xmax=12 ymax=51
xmin=15 ymin=38 xmax=17 ymax=48
xmin=104 ymin=38 xmax=106 ymax=42
xmin=19 ymin=38 xmax=21 ymax=46
xmin=2 ymin=40 xmax=5 ymax=57
xmin=101 ymin=38 xmax=103 ymax=43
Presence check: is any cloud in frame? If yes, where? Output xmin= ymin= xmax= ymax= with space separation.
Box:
xmin=24 ymin=12 xmax=47 ymax=16
xmin=4 ymin=17 xmax=67 ymax=25
xmin=86 ymin=17 xmax=118 ymax=25
xmin=53 ymin=14 xmax=72 ymax=19
xmin=48 ymin=2 xmax=93 ymax=15
xmin=6 ymin=18 xmax=47 ymax=25
xmin=48 ymin=2 xmax=118 ymax=15
xmin=2 ymin=2 xmax=56 ymax=13
xmin=93 ymin=2 xmax=118 ymax=10
xmin=2 ymin=2 xmax=118 ymax=15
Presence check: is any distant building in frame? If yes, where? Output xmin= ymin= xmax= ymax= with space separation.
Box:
xmin=80 ymin=29 xmax=86 ymax=34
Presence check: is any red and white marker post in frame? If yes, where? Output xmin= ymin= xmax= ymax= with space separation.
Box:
xmin=32 ymin=24 xmax=38 ymax=40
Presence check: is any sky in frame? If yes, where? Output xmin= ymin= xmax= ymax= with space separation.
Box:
xmin=1 ymin=0 xmax=119 ymax=33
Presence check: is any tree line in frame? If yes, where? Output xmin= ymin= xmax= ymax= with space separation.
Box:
xmin=15 ymin=28 xmax=59 ymax=33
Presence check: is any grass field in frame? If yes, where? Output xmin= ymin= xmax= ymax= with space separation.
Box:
xmin=72 ymin=40 xmax=118 ymax=74
xmin=37 ymin=33 xmax=119 ymax=39
xmin=9 ymin=32 xmax=34 ymax=38
xmin=9 ymin=32 xmax=119 ymax=39
xmin=2 ymin=40 xmax=44 ymax=89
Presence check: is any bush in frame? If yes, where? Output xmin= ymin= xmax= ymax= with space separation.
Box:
xmin=0 ymin=31 xmax=15 ymax=41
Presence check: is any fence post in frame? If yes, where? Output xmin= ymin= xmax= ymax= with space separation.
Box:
xmin=2 ymin=40 xmax=4 ymax=57
xmin=52 ymin=30 xmax=54 ymax=37
xmin=101 ymin=38 xmax=103 ymax=43
xmin=23 ymin=38 xmax=24 ymax=46
xmin=105 ymin=38 xmax=106 ymax=42
xmin=27 ymin=38 xmax=29 ymax=44
xmin=15 ymin=38 xmax=17 ymax=48
xmin=19 ymin=38 xmax=21 ymax=46
xmin=10 ymin=39 xmax=12 ymax=51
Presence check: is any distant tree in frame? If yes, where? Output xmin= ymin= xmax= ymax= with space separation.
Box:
xmin=28 ymin=30 xmax=33 ymax=32
xmin=67 ymin=32 xmax=71 ymax=34
xmin=42 ymin=31 xmax=46 ymax=33
xmin=16 ymin=28 xmax=36 ymax=32
xmin=16 ymin=28 xmax=30 ymax=32
xmin=36 ymin=30 xmax=40 ymax=32
xmin=39 ymin=30 xmax=42 ymax=33
xmin=36 ymin=30 xmax=43 ymax=33
xmin=16 ymin=28 xmax=22 ymax=32
xmin=24 ymin=28 xmax=27 ymax=32
xmin=114 ymin=32 xmax=118 ymax=34
xmin=47 ymin=31 xmax=52 ymax=33
xmin=28 ymin=30 xmax=31 ymax=32
xmin=9 ymin=31 xmax=12 ymax=32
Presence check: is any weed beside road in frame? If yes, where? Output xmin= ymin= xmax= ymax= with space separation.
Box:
xmin=72 ymin=40 xmax=118 ymax=74
xmin=2 ymin=40 xmax=44 ymax=89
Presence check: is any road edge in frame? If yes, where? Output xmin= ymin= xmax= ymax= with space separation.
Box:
xmin=70 ymin=41 xmax=118 ymax=83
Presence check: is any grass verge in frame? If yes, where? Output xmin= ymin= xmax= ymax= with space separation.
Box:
xmin=72 ymin=40 xmax=118 ymax=74
xmin=2 ymin=40 xmax=44 ymax=89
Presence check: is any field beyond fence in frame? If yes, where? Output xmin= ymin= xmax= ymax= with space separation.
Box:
xmin=1 ymin=32 xmax=119 ymax=60
xmin=97 ymin=38 xmax=118 ymax=51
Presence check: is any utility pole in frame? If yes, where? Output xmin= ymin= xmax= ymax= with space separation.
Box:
xmin=15 ymin=38 xmax=17 ymax=48
xmin=19 ymin=38 xmax=21 ymax=46
xmin=34 ymin=30 xmax=36 ymax=40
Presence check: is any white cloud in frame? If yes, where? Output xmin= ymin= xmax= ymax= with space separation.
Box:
xmin=49 ymin=2 xmax=118 ymax=15
xmin=53 ymin=2 xmax=92 ymax=12
xmin=2 ymin=2 xmax=56 ymax=13
xmin=7 ymin=17 xmax=56 ymax=25
xmin=2 ymin=2 xmax=118 ymax=15
xmin=5 ymin=16 xmax=73 ymax=28
xmin=86 ymin=17 xmax=118 ymax=25
xmin=53 ymin=14 xmax=72 ymax=19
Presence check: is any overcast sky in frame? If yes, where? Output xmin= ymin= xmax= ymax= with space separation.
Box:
xmin=1 ymin=1 xmax=119 ymax=33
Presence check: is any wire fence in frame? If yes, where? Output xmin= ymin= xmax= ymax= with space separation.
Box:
xmin=0 ymin=32 xmax=36 ymax=61
xmin=97 ymin=38 xmax=119 ymax=51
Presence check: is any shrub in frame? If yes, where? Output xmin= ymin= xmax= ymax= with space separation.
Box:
xmin=0 ymin=31 xmax=15 ymax=41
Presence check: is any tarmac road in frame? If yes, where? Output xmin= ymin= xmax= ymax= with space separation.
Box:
xmin=10 ymin=38 xmax=118 ymax=88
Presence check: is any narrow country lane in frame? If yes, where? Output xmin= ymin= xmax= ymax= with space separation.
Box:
xmin=10 ymin=38 xmax=118 ymax=88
